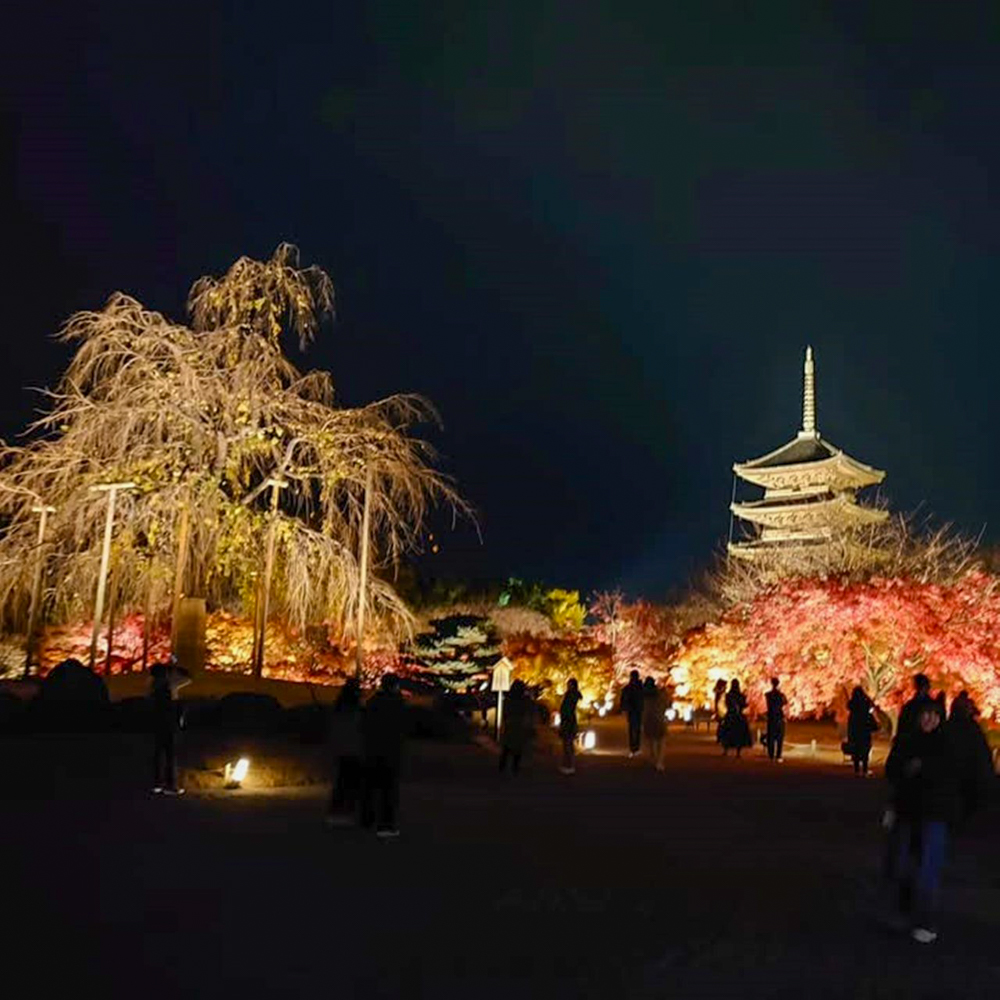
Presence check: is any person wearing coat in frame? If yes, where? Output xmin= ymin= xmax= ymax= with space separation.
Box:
xmin=361 ymin=673 xmax=407 ymax=837
xmin=884 ymin=700 xmax=960 ymax=943
xmin=149 ymin=658 xmax=191 ymax=795
xmin=499 ymin=680 xmax=534 ymax=775
xmin=558 ymin=678 xmax=582 ymax=775
xmin=719 ymin=679 xmax=752 ymax=757
xmin=947 ymin=691 xmax=994 ymax=822
xmin=620 ymin=670 xmax=645 ymax=758
xmin=846 ymin=686 xmax=879 ymax=776
xmin=326 ymin=677 xmax=364 ymax=825
xmin=641 ymin=677 xmax=667 ymax=771
xmin=764 ymin=677 xmax=788 ymax=762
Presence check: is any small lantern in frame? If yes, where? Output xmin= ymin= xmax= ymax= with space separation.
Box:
xmin=224 ymin=757 xmax=250 ymax=789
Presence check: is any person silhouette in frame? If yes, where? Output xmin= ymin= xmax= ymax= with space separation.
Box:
xmin=499 ymin=680 xmax=534 ymax=775
xmin=719 ymin=679 xmax=752 ymax=758
xmin=149 ymin=658 xmax=191 ymax=795
xmin=642 ymin=677 xmax=667 ymax=771
xmin=326 ymin=677 xmax=363 ymax=825
xmin=361 ymin=673 xmax=407 ymax=837
xmin=764 ymin=677 xmax=787 ymax=762
xmin=621 ymin=669 xmax=644 ymax=758
xmin=559 ymin=678 xmax=582 ymax=775
xmin=847 ymin=686 xmax=878 ymax=776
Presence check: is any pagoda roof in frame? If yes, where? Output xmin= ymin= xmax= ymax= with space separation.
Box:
xmin=733 ymin=432 xmax=885 ymax=490
xmin=731 ymin=493 xmax=888 ymax=529
xmin=736 ymin=432 xmax=838 ymax=470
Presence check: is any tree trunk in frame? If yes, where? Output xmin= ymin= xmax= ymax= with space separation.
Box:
xmin=354 ymin=465 xmax=373 ymax=679
xmin=170 ymin=504 xmax=191 ymax=651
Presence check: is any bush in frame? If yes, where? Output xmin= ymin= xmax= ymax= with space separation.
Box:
xmin=211 ymin=692 xmax=284 ymax=734
xmin=284 ymin=703 xmax=328 ymax=744
xmin=38 ymin=659 xmax=109 ymax=704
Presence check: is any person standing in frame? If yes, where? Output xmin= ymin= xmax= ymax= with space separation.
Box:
xmin=326 ymin=677 xmax=364 ymax=825
xmin=361 ymin=673 xmax=407 ymax=837
xmin=559 ymin=678 xmax=582 ymax=775
xmin=712 ymin=678 xmax=728 ymax=739
xmin=621 ymin=670 xmax=644 ymax=758
xmin=499 ymin=680 xmax=534 ymax=775
xmin=846 ymin=686 xmax=878 ymax=776
xmin=719 ymin=679 xmax=752 ymax=758
xmin=149 ymin=658 xmax=191 ymax=796
xmin=642 ymin=677 xmax=667 ymax=771
xmin=947 ymin=691 xmax=994 ymax=823
xmin=884 ymin=701 xmax=959 ymax=943
xmin=764 ymin=677 xmax=787 ymax=763
xmin=896 ymin=673 xmax=934 ymax=740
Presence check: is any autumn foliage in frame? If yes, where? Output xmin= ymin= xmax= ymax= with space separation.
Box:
xmin=670 ymin=571 xmax=1000 ymax=723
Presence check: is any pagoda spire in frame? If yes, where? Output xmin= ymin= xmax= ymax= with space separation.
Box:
xmin=802 ymin=346 xmax=816 ymax=436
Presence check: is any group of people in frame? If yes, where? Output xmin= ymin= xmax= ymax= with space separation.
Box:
xmin=620 ymin=671 xmax=669 ymax=770
xmin=150 ymin=660 xmax=994 ymax=936
xmin=496 ymin=670 xmax=675 ymax=776
xmin=326 ymin=673 xmax=407 ymax=837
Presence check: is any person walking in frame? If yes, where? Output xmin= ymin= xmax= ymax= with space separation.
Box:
xmin=947 ymin=691 xmax=994 ymax=823
xmin=326 ymin=677 xmax=364 ymax=825
xmin=846 ymin=686 xmax=878 ymax=776
xmin=884 ymin=700 xmax=960 ymax=943
xmin=719 ymin=679 xmax=752 ymax=758
xmin=642 ymin=677 xmax=667 ymax=771
xmin=149 ymin=658 xmax=191 ymax=795
xmin=559 ymin=678 xmax=582 ymax=775
xmin=361 ymin=673 xmax=407 ymax=837
xmin=764 ymin=677 xmax=787 ymax=763
xmin=621 ymin=669 xmax=645 ymax=758
xmin=499 ymin=680 xmax=534 ymax=775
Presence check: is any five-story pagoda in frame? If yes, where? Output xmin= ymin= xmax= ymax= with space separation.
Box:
xmin=728 ymin=348 xmax=886 ymax=560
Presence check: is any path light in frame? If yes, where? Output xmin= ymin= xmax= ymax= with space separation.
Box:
xmin=582 ymin=730 xmax=596 ymax=751
xmin=552 ymin=712 xmax=560 ymax=728
xmin=224 ymin=758 xmax=250 ymax=789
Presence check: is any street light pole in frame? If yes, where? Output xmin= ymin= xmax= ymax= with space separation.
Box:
xmin=23 ymin=504 xmax=56 ymax=679
xmin=88 ymin=482 xmax=135 ymax=673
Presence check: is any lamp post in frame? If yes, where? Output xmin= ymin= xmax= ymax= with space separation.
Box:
xmin=354 ymin=464 xmax=373 ymax=680
xmin=23 ymin=504 xmax=56 ymax=679
xmin=252 ymin=478 xmax=287 ymax=679
xmin=88 ymin=482 xmax=135 ymax=672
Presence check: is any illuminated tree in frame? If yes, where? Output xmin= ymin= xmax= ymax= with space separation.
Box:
xmin=0 ymin=245 xmax=465 ymax=671
xmin=670 ymin=571 xmax=1000 ymax=723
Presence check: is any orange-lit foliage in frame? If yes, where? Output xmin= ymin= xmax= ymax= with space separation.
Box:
xmin=670 ymin=572 xmax=1000 ymax=721
xmin=38 ymin=612 xmax=400 ymax=686
xmin=502 ymin=632 xmax=612 ymax=706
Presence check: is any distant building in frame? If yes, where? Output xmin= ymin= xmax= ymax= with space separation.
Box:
xmin=728 ymin=348 xmax=886 ymax=561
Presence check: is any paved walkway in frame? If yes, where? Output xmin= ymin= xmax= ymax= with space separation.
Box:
xmin=4 ymin=723 xmax=998 ymax=999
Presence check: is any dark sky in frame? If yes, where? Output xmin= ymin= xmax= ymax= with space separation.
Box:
xmin=3 ymin=2 xmax=998 ymax=596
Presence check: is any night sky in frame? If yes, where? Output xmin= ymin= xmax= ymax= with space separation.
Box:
xmin=3 ymin=2 xmax=998 ymax=596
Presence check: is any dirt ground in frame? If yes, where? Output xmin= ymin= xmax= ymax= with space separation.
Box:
xmin=3 ymin=719 xmax=998 ymax=999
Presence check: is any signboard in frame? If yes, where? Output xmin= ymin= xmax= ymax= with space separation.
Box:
xmin=491 ymin=656 xmax=513 ymax=692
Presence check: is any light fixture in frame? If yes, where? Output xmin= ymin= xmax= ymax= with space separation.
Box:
xmin=224 ymin=757 xmax=250 ymax=789
xmin=582 ymin=730 xmax=596 ymax=751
